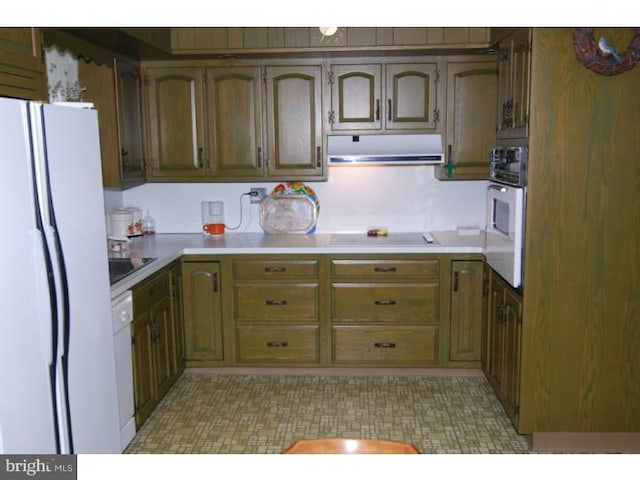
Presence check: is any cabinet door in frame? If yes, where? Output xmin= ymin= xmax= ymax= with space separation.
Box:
xmin=265 ymin=65 xmax=324 ymax=178
xmin=115 ymin=59 xmax=146 ymax=187
xmin=386 ymin=63 xmax=439 ymax=131
xmin=131 ymin=311 xmax=156 ymax=429
xmin=205 ymin=66 xmax=264 ymax=178
xmin=486 ymin=272 xmax=506 ymax=395
xmin=496 ymin=28 xmax=531 ymax=141
xmin=0 ymin=28 xmax=46 ymax=100
xmin=152 ymin=297 xmax=173 ymax=400
xmin=510 ymin=29 xmax=531 ymax=139
xmin=145 ymin=67 xmax=207 ymax=179
xmin=496 ymin=41 xmax=513 ymax=140
xmin=436 ymin=60 xmax=497 ymax=180
xmin=77 ymin=59 xmax=120 ymax=188
xmin=182 ymin=262 xmax=224 ymax=361
xmin=501 ymin=285 xmax=522 ymax=425
xmin=170 ymin=262 xmax=185 ymax=378
xmin=449 ymin=260 xmax=483 ymax=362
xmin=329 ymin=64 xmax=382 ymax=131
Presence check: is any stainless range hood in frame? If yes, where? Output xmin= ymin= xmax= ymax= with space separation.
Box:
xmin=327 ymin=134 xmax=444 ymax=166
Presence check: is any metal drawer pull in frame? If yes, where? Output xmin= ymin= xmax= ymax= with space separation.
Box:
xmin=266 ymin=299 xmax=288 ymax=306
xmin=264 ymin=266 xmax=286 ymax=273
xmin=266 ymin=341 xmax=288 ymax=348
xmin=374 ymin=300 xmax=397 ymax=306
xmin=374 ymin=266 xmax=397 ymax=272
xmin=374 ymin=342 xmax=396 ymax=348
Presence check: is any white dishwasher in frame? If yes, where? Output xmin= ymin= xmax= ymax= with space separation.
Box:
xmin=111 ymin=290 xmax=136 ymax=451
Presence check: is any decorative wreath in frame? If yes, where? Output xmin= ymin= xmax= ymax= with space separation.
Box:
xmin=574 ymin=28 xmax=640 ymax=76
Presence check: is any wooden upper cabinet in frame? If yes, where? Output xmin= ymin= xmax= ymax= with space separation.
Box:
xmin=144 ymin=67 xmax=207 ymax=179
xmin=78 ymin=59 xmax=120 ymax=187
xmin=115 ymin=59 xmax=146 ymax=187
xmin=329 ymin=62 xmax=439 ymax=133
xmin=496 ymin=28 xmax=531 ymax=141
xmin=386 ymin=63 xmax=438 ymax=130
xmin=205 ymin=66 xmax=264 ymax=178
xmin=78 ymin=58 xmax=146 ymax=189
xmin=0 ymin=28 xmax=46 ymax=100
xmin=265 ymin=65 xmax=324 ymax=179
xmin=330 ymin=64 xmax=382 ymax=131
xmin=435 ymin=58 xmax=497 ymax=180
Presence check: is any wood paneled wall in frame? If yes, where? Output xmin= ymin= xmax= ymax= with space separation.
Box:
xmin=520 ymin=28 xmax=640 ymax=433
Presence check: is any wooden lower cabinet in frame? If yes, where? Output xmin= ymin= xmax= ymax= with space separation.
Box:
xmin=176 ymin=253 xmax=486 ymax=369
xmin=449 ymin=260 xmax=484 ymax=364
xmin=232 ymin=255 xmax=321 ymax=365
xmin=131 ymin=263 xmax=184 ymax=429
xmin=329 ymin=255 xmax=442 ymax=366
xmin=182 ymin=261 xmax=224 ymax=362
xmin=484 ymin=268 xmax=522 ymax=427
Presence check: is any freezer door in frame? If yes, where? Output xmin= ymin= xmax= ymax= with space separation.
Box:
xmin=38 ymin=103 xmax=121 ymax=453
xmin=0 ymin=98 xmax=60 ymax=453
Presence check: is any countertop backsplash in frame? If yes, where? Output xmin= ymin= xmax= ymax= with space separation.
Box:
xmin=115 ymin=166 xmax=487 ymax=234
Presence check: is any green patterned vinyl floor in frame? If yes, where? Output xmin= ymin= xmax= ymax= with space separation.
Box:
xmin=125 ymin=371 xmax=530 ymax=454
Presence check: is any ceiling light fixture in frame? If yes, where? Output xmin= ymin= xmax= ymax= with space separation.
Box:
xmin=318 ymin=27 xmax=338 ymax=37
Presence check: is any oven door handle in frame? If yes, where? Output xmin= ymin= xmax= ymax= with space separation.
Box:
xmin=487 ymin=184 xmax=507 ymax=192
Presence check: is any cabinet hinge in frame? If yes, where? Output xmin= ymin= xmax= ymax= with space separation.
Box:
xmin=434 ymin=69 xmax=440 ymax=83
xmin=328 ymin=110 xmax=335 ymax=124
xmin=433 ymin=109 xmax=440 ymax=123
xmin=203 ymin=72 xmax=208 ymax=85
xmin=482 ymin=278 xmax=490 ymax=297
xmin=327 ymin=70 xmax=334 ymax=84
xmin=262 ymin=74 xmax=267 ymax=85
xmin=514 ymin=404 xmax=520 ymax=415
xmin=143 ymin=75 xmax=150 ymax=87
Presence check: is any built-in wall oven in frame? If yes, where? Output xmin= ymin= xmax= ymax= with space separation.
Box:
xmin=486 ymin=146 xmax=527 ymax=289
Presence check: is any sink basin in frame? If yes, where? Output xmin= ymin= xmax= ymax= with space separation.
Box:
xmin=109 ymin=257 xmax=155 ymax=285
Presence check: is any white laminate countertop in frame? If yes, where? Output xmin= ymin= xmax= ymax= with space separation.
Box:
xmin=109 ymin=231 xmax=485 ymax=297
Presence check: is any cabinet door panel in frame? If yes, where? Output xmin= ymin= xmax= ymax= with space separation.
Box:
xmin=152 ymin=298 xmax=173 ymax=399
xmin=78 ymin=59 xmax=120 ymax=188
xmin=131 ymin=311 xmax=156 ymax=429
xmin=206 ymin=66 xmax=264 ymax=177
xmin=145 ymin=67 xmax=206 ymax=178
xmin=331 ymin=64 xmax=381 ymax=130
xmin=265 ymin=65 xmax=323 ymax=177
xmin=115 ymin=59 xmax=146 ymax=186
xmin=386 ymin=63 xmax=438 ymax=130
xmin=436 ymin=59 xmax=497 ymax=180
xmin=182 ymin=262 xmax=224 ymax=360
xmin=449 ymin=260 xmax=483 ymax=361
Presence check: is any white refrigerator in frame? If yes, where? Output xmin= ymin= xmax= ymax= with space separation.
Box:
xmin=0 ymin=97 xmax=121 ymax=453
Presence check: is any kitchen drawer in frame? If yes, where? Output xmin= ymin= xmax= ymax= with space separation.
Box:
xmin=233 ymin=258 xmax=319 ymax=279
xmin=234 ymin=283 xmax=319 ymax=323
xmin=133 ymin=271 xmax=170 ymax=315
xmin=332 ymin=283 xmax=439 ymax=323
xmin=236 ymin=325 xmax=319 ymax=363
xmin=332 ymin=325 xmax=438 ymax=364
xmin=330 ymin=259 xmax=439 ymax=279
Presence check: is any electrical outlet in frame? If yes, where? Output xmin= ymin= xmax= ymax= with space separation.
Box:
xmin=250 ymin=187 xmax=267 ymax=204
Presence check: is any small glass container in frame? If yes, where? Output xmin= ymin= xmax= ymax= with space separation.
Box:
xmin=141 ymin=211 xmax=156 ymax=235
